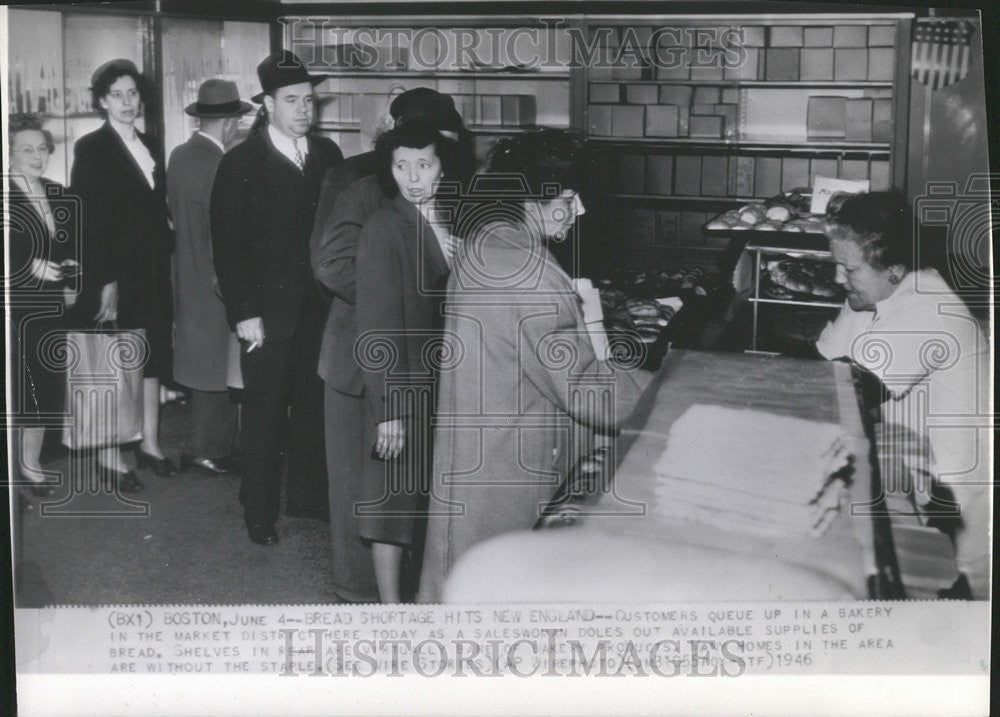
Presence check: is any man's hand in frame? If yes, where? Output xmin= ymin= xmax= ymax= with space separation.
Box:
xmin=96 ymin=281 xmax=118 ymax=323
xmin=375 ymin=419 xmax=406 ymax=460
xmin=236 ymin=317 xmax=265 ymax=346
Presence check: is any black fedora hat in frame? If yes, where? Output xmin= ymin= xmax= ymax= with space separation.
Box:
xmin=185 ymin=79 xmax=253 ymax=118
xmin=252 ymin=50 xmax=325 ymax=104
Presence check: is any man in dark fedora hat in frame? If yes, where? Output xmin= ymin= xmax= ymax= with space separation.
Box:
xmin=211 ymin=52 xmax=343 ymax=545
xmin=168 ymin=79 xmax=252 ymax=480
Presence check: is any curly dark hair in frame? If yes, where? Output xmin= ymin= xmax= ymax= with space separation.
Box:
xmin=486 ymin=129 xmax=587 ymax=197
xmin=91 ymin=64 xmax=148 ymax=118
xmin=8 ymin=113 xmax=55 ymax=153
xmin=824 ymin=190 xmax=912 ymax=271
xmin=373 ymin=121 xmax=473 ymax=199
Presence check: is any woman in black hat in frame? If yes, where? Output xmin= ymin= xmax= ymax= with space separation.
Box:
xmin=69 ymin=58 xmax=176 ymax=491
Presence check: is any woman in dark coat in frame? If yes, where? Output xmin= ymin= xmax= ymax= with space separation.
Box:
xmin=352 ymin=121 xmax=473 ymax=602
xmin=69 ymin=58 xmax=175 ymax=490
xmin=6 ymin=114 xmax=80 ymax=499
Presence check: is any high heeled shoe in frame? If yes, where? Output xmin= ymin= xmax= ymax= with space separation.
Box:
xmin=101 ymin=466 xmax=145 ymax=493
xmin=133 ymin=447 xmax=179 ymax=477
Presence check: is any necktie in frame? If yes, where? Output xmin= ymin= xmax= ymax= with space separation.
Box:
xmin=292 ymin=138 xmax=304 ymax=171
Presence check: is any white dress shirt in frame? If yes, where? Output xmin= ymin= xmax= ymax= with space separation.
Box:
xmin=267 ymin=124 xmax=308 ymax=169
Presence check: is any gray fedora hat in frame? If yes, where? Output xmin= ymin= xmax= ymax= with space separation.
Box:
xmin=185 ymin=79 xmax=253 ymax=118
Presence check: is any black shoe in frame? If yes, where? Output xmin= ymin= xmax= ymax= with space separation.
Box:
xmin=247 ymin=523 xmax=279 ymax=546
xmin=214 ymin=455 xmax=241 ymax=473
xmin=180 ymin=453 xmax=229 ymax=476
xmin=134 ymin=447 xmax=179 ymax=477
xmin=287 ymin=500 xmax=330 ymax=523
xmin=937 ymin=574 xmax=973 ymax=600
xmin=103 ymin=468 xmax=145 ymax=493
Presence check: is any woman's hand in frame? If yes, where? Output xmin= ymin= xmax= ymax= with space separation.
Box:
xmin=30 ymin=259 xmax=63 ymax=282
xmin=375 ymin=419 xmax=406 ymax=460
xmin=96 ymin=281 xmax=118 ymax=323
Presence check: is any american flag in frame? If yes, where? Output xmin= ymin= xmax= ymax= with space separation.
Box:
xmin=911 ymin=20 xmax=974 ymax=90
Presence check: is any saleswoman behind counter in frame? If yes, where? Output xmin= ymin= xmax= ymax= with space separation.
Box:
xmin=816 ymin=191 xmax=991 ymax=600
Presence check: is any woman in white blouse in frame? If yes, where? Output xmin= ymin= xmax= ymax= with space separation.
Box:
xmin=70 ymin=59 xmax=176 ymax=491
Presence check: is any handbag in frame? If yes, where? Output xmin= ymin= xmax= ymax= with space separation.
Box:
xmin=61 ymin=326 xmax=146 ymax=449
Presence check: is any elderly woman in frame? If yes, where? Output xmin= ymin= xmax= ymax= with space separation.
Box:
xmin=816 ymin=191 xmax=990 ymax=600
xmin=7 ymin=114 xmax=80 ymax=501
xmin=349 ymin=121 xmax=474 ymax=603
xmin=417 ymin=130 xmax=645 ymax=602
xmin=70 ymin=59 xmax=175 ymax=490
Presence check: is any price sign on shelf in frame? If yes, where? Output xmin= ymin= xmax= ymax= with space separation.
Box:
xmin=810 ymin=175 xmax=871 ymax=214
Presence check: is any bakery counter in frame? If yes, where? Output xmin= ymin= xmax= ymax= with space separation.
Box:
xmin=443 ymin=350 xmax=900 ymax=603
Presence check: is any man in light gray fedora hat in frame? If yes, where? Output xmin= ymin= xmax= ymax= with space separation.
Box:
xmin=168 ymin=79 xmax=252 ymax=478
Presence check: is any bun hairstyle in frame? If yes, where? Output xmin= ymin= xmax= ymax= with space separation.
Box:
xmin=8 ymin=113 xmax=55 ymax=153
xmin=824 ymin=190 xmax=912 ymax=271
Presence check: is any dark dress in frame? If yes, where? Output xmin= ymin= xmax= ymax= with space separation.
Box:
xmin=5 ymin=178 xmax=75 ymax=423
xmin=69 ymin=123 xmax=173 ymax=379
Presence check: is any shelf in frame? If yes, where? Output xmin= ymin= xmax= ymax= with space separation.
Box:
xmin=591 ymin=80 xmax=894 ymax=89
xmin=317 ymin=123 xmax=361 ymax=132
xmin=469 ymin=125 xmax=570 ymax=135
xmin=611 ymin=194 xmax=752 ymax=206
xmin=588 ymin=137 xmax=891 ymax=153
xmin=749 ymin=297 xmax=842 ymax=309
xmin=320 ymin=70 xmax=571 ymax=81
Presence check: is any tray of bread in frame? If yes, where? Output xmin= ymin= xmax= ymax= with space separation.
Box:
xmin=759 ymin=256 xmax=843 ymax=302
xmin=704 ymin=190 xmax=827 ymax=234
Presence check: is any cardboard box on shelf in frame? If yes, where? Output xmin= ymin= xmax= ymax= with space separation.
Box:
xmin=501 ymin=95 xmax=536 ymax=127
xmin=655 ymin=210 xmax=680 ymax=246
xmin=833 ymin=25 xmax=867 ymax=47
xmin=691 ymin=103 xmax=716 ymax=116
xmin=612 ymin=64 xmax=646 ymax=81
xmin=724 ymin=47 xmax=760 ymax=80
xmin=721 ymin=87 xmax=740 ymax=104
xmin=872 ymin=98 xmax=893 ymax=142
xmin=869 ymin=160 xmax=890 ymax=190
xmin=689 ymin=114 xmax=725 ymax=138
xmin=807 ymin=96 xmax=847 ymax=138
xmin=679 ymin=211 xmax=708 ymax=247
xmin=479 ymin=95 xmax=502 ymax=126
xmin=457 ymin=95 xmax=476 ymax=125
xmin=781 ymin=157 xmax=810 ymax=192
xmin=646 ymin=154 xmax=674 ymax=194
xmin=590 ymin=83 xmax=621 ymax=103
xmin=626 ymin=84 xmax=659 ymax=104
xmin=740 ymin=26 xmax=767 ymax=47
xmin=628 ymin=208 xmax=657 ymax=245
xmin=659 ymin=85 xmax=694 ymax=105
xmin=734 ymin=155 xmax=755 ymax=197
xmin=844 ymin=98 xmax=873 ymax=141
xmin=765 ymin=48 xmax=800 ymax=81
xmin=754 ymin=156 xmax=782 ymax=197
xmin=588 ymin=105 xmax=613 ymax=136
xmin=800 ymin=48 xmax=835 ymax=81
xmin=840 ymin=159 xmax=869 ymax=181
xmin=619 ymin=153 xmax=647 ymax=194
xmin=611 ymin=104 xmax=645 ymax=136
xmin=770 ymin=26 xmax=804 ymax=47
xmin=645 ymin=105 xmax=680 ymax=137
xmin=689 ymin=64 xmax=725 ymax=81
xmin=713 ymin=104 xmax=738 ymax=136
xmin=678 ymin=105 xmax=691 ymax=136
xmin=701 ymin=155 xmax=729 ymax=196
xmin=810 ymin=157 xmax=840 ymax=181
xmin=674 ymin=155 xmax=702 ymax=196
xmin=803 ymin=27 xmax=835 ymax=47
xmin=868 ymin=25 xmax=896 ymax=46
xmin=867 ymin=48 xmax=895 ymax=81
xmin=656 ymin=60 xmax=691 ymax=80
xmin=693 ymin=86 xmax=721 ymax=104
xmin=834 ymin=48 xmax=868 ymax=81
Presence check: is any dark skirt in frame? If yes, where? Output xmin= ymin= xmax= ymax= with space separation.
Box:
xmin=9 ymin=305 xmax=66 ymax=425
